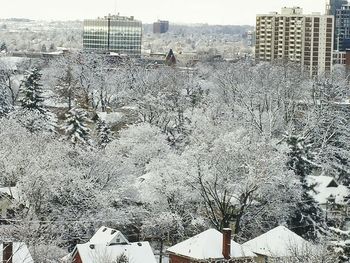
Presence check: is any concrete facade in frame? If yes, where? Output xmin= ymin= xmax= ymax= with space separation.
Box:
xmin=255 ymin=7 xmax=334 ymax=76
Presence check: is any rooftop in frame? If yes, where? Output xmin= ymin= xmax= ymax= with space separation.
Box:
xmin=167 ymin=228 xmax=255 ymax=260
xmin=72 ymin=226 xmax=157 ymax=263
xmin=242 ymin=226 xmax=311 ymax=257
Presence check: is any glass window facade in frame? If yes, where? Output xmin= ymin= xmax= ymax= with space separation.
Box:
xmin=83 ymin=16 xmax=142 ymax=56
xmin=336 ymin=6 xmax=350 ymax=51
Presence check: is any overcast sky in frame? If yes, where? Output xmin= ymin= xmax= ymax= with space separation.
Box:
xmin=2 ymin=0 xmax=326 ymax=25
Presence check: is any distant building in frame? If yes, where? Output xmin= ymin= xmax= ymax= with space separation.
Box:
xmin=166 ymin=228 xmax=255 ymax=263
xmin=255 ymin=7 xmax=334 ymax=76
xmin=153 ymin=20 xmax=169 ymax=34
xmin=333 ymin=50 xmax=347 ymax=65
xmin=326 ymin=0 xmax=350 ymax=52
xmin=83 ymin=15 xmax=142 ymax=56
xmin=69 ymin=226 xmax=156 ymax=263
xmin=326 ymin=0 xmax=348 ymax=16
xmin=247 ymin=30 xmax=256 ymax=47
xmin=335 ymin=4 xmax=350 ymax=51
xmin=242 ymin=226 xmax=312 ymax=263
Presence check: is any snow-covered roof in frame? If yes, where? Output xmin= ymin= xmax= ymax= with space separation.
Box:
xmin=242 ymin=226 xmax=311 ymax=257
xmin=0 ymin=242 xmax=34 ymax=263
xmin=89 ymin=226 xmax=129 ymax=246
xmin=76 ymin=242 xmax=156 ymax=263
xmin=308 ymin=175 xmax=338 ymax=189
xmin=166 ymin=228 xmax=255 ymax=260
xmin=307 ymin=176 xmax=349 ymax=205
xmin=73 ymin=226 xmax=157 ymax=263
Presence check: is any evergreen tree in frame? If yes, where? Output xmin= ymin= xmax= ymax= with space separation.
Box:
xmin=18 ymin=67 xmax=57 ymax=133
xmin=41 ymin=44 xmax=47 ymax=52
xmin=64 ymin=108 xmax=91 ymax=146
xmin=96 ymin=119 xmax=113 ymax=148
xmin=0 ymin=42 xmax=7 ymax=52
xmin=49 ymin=43 xmax=56 ymax=52
xmin=0 ymin=87 xmax=12 ymax=116
xmin=165 ymin=49 xmax=176 ymax=66
xmin=20 ymin=68 xmax=46 ymax=114
xmin=286 ymin=134 xmax=328 ymax=240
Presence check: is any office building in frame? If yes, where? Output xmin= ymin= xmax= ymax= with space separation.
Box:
xmin=83 ymin=15 xmax=142 ymax=56
xmin=335 ymin=4 xmax=350 ymax=51
xmin=326 ymin=0 xmax=348 ymax=15
xmin=255 ymin=7 xmax=334 ymax=76
xmin=325 ymin=0 xmax=350 ymax=51
xmin=153 ymin=20 xmax=169 ymax=34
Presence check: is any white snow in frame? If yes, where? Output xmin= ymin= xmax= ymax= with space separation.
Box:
xmin=166 ymin=228 xmax=255 ymax=260
xmin=0 ymin=57 xmax=29 ymax=71
xmin=242 ymin=226 xmax=312 ymax=257
xmin=0 ymin=186 xmax=20 ymax=201
xmin=307 ymin=175 xmax=349 ymax=205
xmin=76 ymin=242 xmax=156 ymax=263
xmin=0 ymin=242 xmax=34 ymax=263
xmin=73 ymin=226 xmax=157 ymax=263
xmin=97 ymin=112 xmax=123 ymax=124
xmin=89 ymin=226 xmax=129 ymax=246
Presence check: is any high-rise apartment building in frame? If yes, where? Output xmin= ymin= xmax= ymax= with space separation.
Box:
xmin=255 ymin=7 xmax=334 ymax=76
xmin=153 ymin=20 xmax=169 ymax=34
xmin=83 ymin=15 xmax=142 ymax=56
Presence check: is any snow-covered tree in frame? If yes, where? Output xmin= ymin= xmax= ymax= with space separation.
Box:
xmin=191 ymin=130 xmax=301 ymax=240
xmin=16 ymin=67 xmax=57 ymax=133
xmin=96 ymin=119 xmax=113 ymax=148
xmin=308 ymin=76 xmax=350 ymax=184
xmin=0 ymin=86 xmax=12 ymax=116
xmin=0 ymin=42 xmax=7 ymax=52
xmin=20 ymin=67 xmax=46 ymax=113
xmin=64 ymin=108 xmax=92 ymax=146
xmin=116 ymin=254 xmax=129 ymax=263
xmin=0 ymin=59 xmax=23 ymax=106
xmin=286 ymin=134 xmax=328 ymax=240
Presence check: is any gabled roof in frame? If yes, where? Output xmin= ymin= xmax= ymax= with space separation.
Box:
xmin=307 ymin=176 xmax=349 ymax=205
xmin=73 ymin=226 xmax=157 ymax=263
xmin=166 ymin=228 xmax=255 ymax=260
xmin=89 ymin=226 xmax=129 ymax=246
xmin=308 ymin=176 xmax=338 ymax=189
xmin=76 ymin=242 xmax=157 ymax=263
xmin=0 ymin=242 xmax=34 ymax=263
xmin=242 ymin=226 xmax=311 ymax=257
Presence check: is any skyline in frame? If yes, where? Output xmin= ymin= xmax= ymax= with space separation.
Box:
xmin=1 ymin=0 xmax=326 ymax=25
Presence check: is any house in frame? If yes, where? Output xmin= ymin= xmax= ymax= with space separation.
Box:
xmin=70 ymin=226 xmax=157 ymax=263
xmin=307 ymin=175 xmax=349 ymax=207
xmin=0 ymin=242 xmax=34 ymax=263
xmin=166 ymin=228 xmax=255 ymax=263
xmin=242 ymin=226 xmax=312 ymax=263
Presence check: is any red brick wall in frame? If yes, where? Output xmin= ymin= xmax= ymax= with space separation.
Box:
xmin=72 ymin=251 xmax=83 ymax=263
xmin=169 ymin=254 xmax=192 ymax=263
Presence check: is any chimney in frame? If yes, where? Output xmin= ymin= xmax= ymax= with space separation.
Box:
xmin=3 ymin=242 xmax=13 ymax=263
xmin=222 ymin=228 xmax=231 ymax=260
